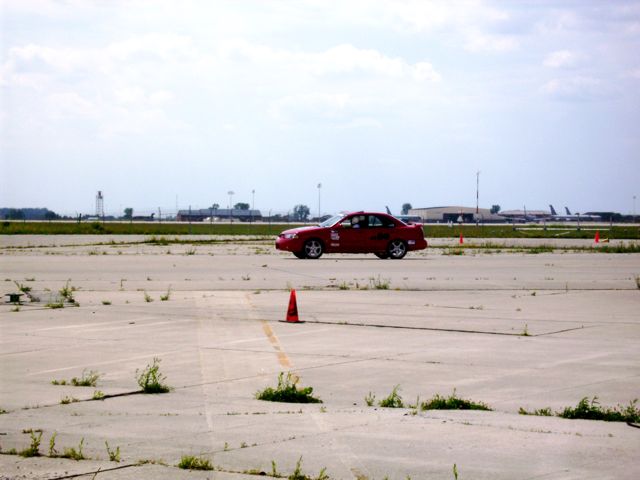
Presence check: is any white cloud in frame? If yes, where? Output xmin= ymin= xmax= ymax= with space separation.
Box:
xmin=541 ymin=76 xmax=604 ymax=100
xmin=543 ymin=50 xmax=584 ymax=68
xmin=464 ymin=31 xmax=518 ymax=53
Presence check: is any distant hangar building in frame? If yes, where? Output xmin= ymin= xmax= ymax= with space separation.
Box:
xmin=408 ymin=206 xmax=505 ymax=223
xmin=177 ymin=208 xmax=262 ymax=222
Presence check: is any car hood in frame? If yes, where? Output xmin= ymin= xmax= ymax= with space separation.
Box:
xmin=279 ymin=226 xmax=321 ymax=235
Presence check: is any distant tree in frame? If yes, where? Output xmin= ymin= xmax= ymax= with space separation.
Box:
xmin=5 ymin=209 xmax=25 ymax=220
xmin=292 ymin=204 xmax=310 ymax=222
xmin=210 ymin=203 xmax=219 ymax=211
xmin=123 ymin=208 xmax=133 ymax=219
xmin=234 ymin=202 xmax=250 ymax=210
xmin=401 ymin=203 xmax=412 ymax=215
xmin=44 ymin=210 xmax=60 ymax=220
xmin=490 ymin=205 xmax=501 ymax=214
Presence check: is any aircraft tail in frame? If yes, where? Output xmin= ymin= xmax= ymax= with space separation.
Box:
xmin=565 ymin=207 xmax=572 ymax=215
xmin=549 ymin=204 xmax=557 ymax=216
xmin=385 ymin=206 xmax=392 ymax=215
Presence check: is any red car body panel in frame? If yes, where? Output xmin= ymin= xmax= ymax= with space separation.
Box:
xmin=275 ymin=212 xmax=427 ymax=258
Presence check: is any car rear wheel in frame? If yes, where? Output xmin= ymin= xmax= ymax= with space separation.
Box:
xmin=303 ymin=239 xmax=323 ymax=259
xmin=388 ymin=240 xmax=407 ymax=259
xmin=374 ymin=252 xmax=389 ymax=259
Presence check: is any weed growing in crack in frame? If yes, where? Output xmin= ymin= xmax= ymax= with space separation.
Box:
xmin=378 ymin=385 xmax=404 ymax=408
xmin=178 ymin=455 xmax=214 ymax=470
xmin=519 ymin=407 xmax=553 ymax=416
xmin=59 ymin=281 xmax=78 ymax=304
xmin=521 ymin=324 xmax=530 ymax=336
xmin=160 ymin=286 xmax=172 ymax=301
xmin=364 ymin=392 xmax=376 ymax=406
xmin=256 ymin=372 xmax=322 ymax=403
xmin=288 ymin=456 xmax=329 ymax=480
xmin=635 ymin=275 xmax=640 ymax=290
xmin=19 ymin=431 xmax=42 ymax=457
xmin=369 ymin=275 xmax=391 ymax=290
xmin=61 ymin=438 xmax=86 ymax=460
xmin=92 ymin=390 xmax=105 ymax=400
xmin=420 ymin=389 xmax=491 ymax=411
xmin=71 ymin=370 xmax=100 ymax=387
xmin=102 ymin=300 xmax=111 ymax=305
xmin=143 ymin=291 xmax=153 ymax=302
xmin=559 ymin=397 xmax=639 ymax=422
xmin=105 ymin=441 xmax=120 ymax=462
xmin=136 ymin=357 xmax=171 ymax=393
xmin=48 ymin=432 xmax=58 ymax=457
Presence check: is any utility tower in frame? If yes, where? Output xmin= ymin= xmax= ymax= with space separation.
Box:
xmin=96 ymin=191 xmax=105 ymax=218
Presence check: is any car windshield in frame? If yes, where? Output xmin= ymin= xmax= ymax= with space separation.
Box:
xmin=318 ymin=214 xmax=344 ymax=228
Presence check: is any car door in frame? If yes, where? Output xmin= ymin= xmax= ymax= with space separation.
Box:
xmin=333 ymin=214 xmax=367 ymax=252
xmin=365 ymin=214 xmax=394 ymax=252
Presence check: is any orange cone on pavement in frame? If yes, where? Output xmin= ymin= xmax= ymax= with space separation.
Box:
xmin=459 ymin=233 xmax=464 ymax=244
xmin=282 ymin=289 xmax=303 ymax=323
xmin=594 ymin=231 xmax=600 ymax=243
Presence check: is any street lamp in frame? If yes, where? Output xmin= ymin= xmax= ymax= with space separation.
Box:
xmin=317 ymin=183 xmax=322 ymax=221
xmin=228 ymin=190 xmax=234 ymax=224
xmin=251 ymin=189 xmax=255 ymax=224
xmin=634 ymin=195 xmax=637 ymax=223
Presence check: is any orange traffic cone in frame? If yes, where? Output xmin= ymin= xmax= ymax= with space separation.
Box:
xmin=281 ymin=289 xmax=303 ymax=323
xmin=594 ymin=231 xmax=600 ymax=243
xmin=459 ymin=233 xmax=464 ymax=244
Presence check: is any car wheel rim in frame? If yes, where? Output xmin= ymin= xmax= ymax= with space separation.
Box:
xmin=389 ymin=241 xmax=406 ymax=258
xmin=305 ymin=240 xmax=322 ymax=258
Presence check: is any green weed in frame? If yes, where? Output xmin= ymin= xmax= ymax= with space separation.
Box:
xmin=177 ymin=455 xmax=214 ymax=470
xmin=61 ymin=438 xmax=86 ymax=460
xmin=60 ymin=396 xmax=79 ymax=405
xmin=92 ymin=390 xmax=105 ymax=400
xmin=71 ymin=370 xmax=100 ymax=387
xmin=19 ymin=431 xmax=42 ymax=457
xmin=143 ymin=291 xmax=153 ymax=302
xmin=136 ymin=357 xmax=171 ymax=393
xmin=378 ymin=385 xmax=404 ymax=408
xmin=558 ymin=397 xmax=640 ymax=422
xmin=49 ymin=432 xmax=58 ymax=457
xmin=256 ymin=372 xmax=322 ymax=403
xmin=420 ymin=389 xmax=491 ymax=411
xmin=519 ymin=407 xmax=553 ymax=416
xmin=102 ymin=300 xmax=111 ymax=305
xmin=105 ymin=441 xmax=120 ymax=462
xmin=59 ymin=281 xmax=78 ymax=303
xmin=160 ymin=286 xmax=171 ymax=301
xmin=369 ymin=275 xmax=391 ymax=290
xmin=288 ymin=456 xmax=329 ymax=480
xmin=364 ymin=392 xmax=376 ymax=406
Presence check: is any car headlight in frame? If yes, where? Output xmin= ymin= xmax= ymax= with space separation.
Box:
xmin=283 ymin=233 xmax=298 ymax=239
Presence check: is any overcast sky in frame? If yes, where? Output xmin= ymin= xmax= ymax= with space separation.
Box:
xmin=1 ymin=0 xmax=639 ymax=216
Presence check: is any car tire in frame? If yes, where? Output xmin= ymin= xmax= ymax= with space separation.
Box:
xmin=303 ymin=239 xmax=323 ymax=259
xmin=387 ymin=239 xmax=407 ymax=259
xmin=293 ymin=251 xmax=306 ymax=259
xmin=374 ymin=252 xmax=389 ymax=259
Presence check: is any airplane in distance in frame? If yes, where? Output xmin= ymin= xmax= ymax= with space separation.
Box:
xmin=385 ymin=206 xmax=422 ymax=224
xmin=549 ymin=205 xmax=601 ymax=221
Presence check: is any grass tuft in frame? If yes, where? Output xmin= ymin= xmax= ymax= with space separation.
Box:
xmin=136 ymin=357 xmax=171 ymax=393
xmin=105 ymin=441 xmax=121 ymax=462
xmin=378 ymin=385 xmax=404 ymax=408
xmin=19 ymin=431 xmax=42 ymax=457
xmin=61 ymin=438 xmax=86 ymax=460
xmin=421 ymin=389 xmax=491 ymax=411
xmin=177 ymin=455 xmax=214 ymax=470
xmin=558 ymin=397 xmax=640 ymax=422
xmin=519 ymin=407 xmax=553 ymax=416
xmin=256 ymin=372 xmax=322 ymax=403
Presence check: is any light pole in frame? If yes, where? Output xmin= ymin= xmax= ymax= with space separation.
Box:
xmin=228 ymin=190 xmax=234 ymax=224
xmin=634 ymin=195 xmax=637 ymax=223
xmin=317 ymin=183 xmax=322 ymax=221
xmin=251 ymin=189 xmax=255 ymax=224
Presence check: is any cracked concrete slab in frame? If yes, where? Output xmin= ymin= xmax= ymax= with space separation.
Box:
xmin=1 ymin=236 xmax=639 ymax=479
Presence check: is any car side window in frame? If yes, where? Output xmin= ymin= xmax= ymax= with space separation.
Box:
xmin=368 ymin=215 xmax=384 ymax=228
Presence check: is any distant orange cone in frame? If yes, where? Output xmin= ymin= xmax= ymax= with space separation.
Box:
xmin=594 ymin=231 xmax=600 ymax=243
xmin=459 ymin=233 xmax=464 ymax=244
xmin=282 ymin=289 xmax=303 ymax=323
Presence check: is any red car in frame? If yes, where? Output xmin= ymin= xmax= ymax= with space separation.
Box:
xmin=275 ymin=212 xmax=427 ymax=259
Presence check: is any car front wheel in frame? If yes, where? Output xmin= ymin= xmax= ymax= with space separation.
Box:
xmin=303 ymin=239 xmax=323 ymax=259
xmin=388 ymin=240 xmax=407 ymax=259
